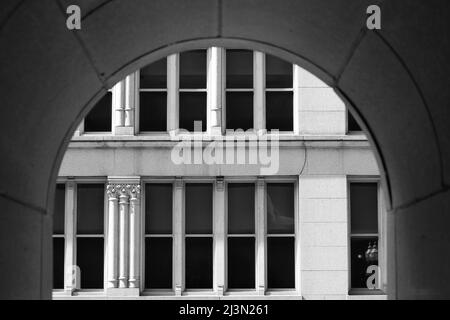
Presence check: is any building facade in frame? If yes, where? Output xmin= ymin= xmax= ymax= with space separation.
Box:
xmin=53 ymin=48 xmax=386 ymax=300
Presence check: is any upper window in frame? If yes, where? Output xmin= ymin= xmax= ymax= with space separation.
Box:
xmin=84 ymin=92 xmax=112 ymax=133
xmin=139 ymin=58 xmax=167 ymax=132
xmin=53 ymin=184 xmax=65 ymax=290
xmin=348 ymin=109 xmax=363 ymax=132
xmin=265 ymin=54 xmax=293 ymax=131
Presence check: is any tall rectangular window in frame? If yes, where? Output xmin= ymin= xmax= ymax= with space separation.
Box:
xmin=53 ymin=183 xmax=65 ymax=289
xmin=84 ymin=92 xmax=112 ymax=133
xmin=265 ymin=54 xmax=293 ymax=131
xmin=76 ymin=184 xmax=104 ymax=289
xmin=227 ymin=183 xmax=255 ymax=289
xmin=226 ymin=50 xmax=254 ymax=130
xmin=179 ymin=50 xmax=207 ymax=132
xmin=185 ymin=183 xmax=213 ymax=289
xmin=139 ymin=58 xmax=168 ymax=132
xmin=144 ymin=183 xmax=173 ymax=289
xmin=266 ymin=183 xmax=295 ymax=289
xmin=350 ymin=182 xmax=379 ymax=290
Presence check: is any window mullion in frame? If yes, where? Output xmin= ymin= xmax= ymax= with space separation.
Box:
xmin=255 ymin=178 xmax=266 ymax=295
xmin=293 ymin=65 xmax=301 ymax=135
xmin=173 ymin=178 xmax=184 ymax=295
xmin=64 ymin=180 xmax=77 ymax=294
xmin=253 ymin=51 xmax=265 ymax=134
xmin=207 ymin=47 xmax=225 ymax=135
xmin=167 ymin=54 xmax=179 ymax=134
xmin=213 ymin=177 xmax=226 ymax=295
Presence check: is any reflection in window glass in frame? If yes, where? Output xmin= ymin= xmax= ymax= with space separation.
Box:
xmin=228 ymin=237 xmax=255 ymax=289
xmin=266 ymin=91 xmax=293 ymax=131
xmin=350 ymin=183 xmax=378 ymax=234
xmin=84 ymin=92 xmax=112 ymax=132
xmin=267 ymin=237 xmax=295 ymax=289
xmin=351 ymin=237 xmax=379 ymax=289
xmin=77 ymin=184 xmax=104 ymax=235
xmin=179 ymin=92 xmax=206 ymax=132
xmin=145 ymin=238 xmax=173 ymax=289
xmin=140 ymin=58 xmax=167 ymax=88
xmin=266 ymin=54 xmax=293 ymax=88
xmin=185 ymin=184 xmax=213 ymax=234
xmin=53 ymin=237 xmax=65 ymax=289
xmin=139 ymin=92 xmax=167 ymax=132
xmin=54 ymin=184 xmax=65 ymax=234
xmin=226 ymin=92 xmax=253 ymax=131
xmin=77 ymin=237 xmax=104 ymax=289
xmin=145 ymin=184 xmax=173 ymax=234
xmin=226 ymin=50 xmax=253 ymax=88
xmin=228 ymin=184 xmax=255 ymax=234
xmin=267 ymin=183 xmax=294 ymax=234
xmin=180 ymin=50 xmax=207 ymax=89
xmin=185 ymin=237 xmax=213 ymax=289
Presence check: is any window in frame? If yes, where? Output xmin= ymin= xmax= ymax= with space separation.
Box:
xmin=226 ymin=50 xmax=254 ymax=130
xmin=179 ymin=50 xmax=207 ymax=132
xmin=139 ymin=58 xmax=168 ymax=132
xmin=350 ymin=182 xmax=379 ymax=291
xmin=185 ymin=183 xmax=213 ymax=289
xmin=53 ymin=183 xmax=65 ymax=289
xmin=84 ymin=92 xmax=112 ymax=132
xmin=265 ymin=54 xmax=293 ymax=131
xmin=144 ymin=183 xmax=173 ymax=289
xmin=227 ymin=183 xmax=255 ymax=289
xmin=76 ymin=184 xmax=105 ymax=289
xmin=348 ymin=109 xmax=363 ymax=132
xmin=266 ymin=183 xmax=295 ymax=289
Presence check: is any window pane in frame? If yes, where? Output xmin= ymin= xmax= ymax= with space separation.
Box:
xmin=145 ymin=237 xmax=173 ymax=289
xmin=185 ymin=237 xmax=213 ymax=289
xmin=228 ymin=237 xmax=255 ymax=289
xmin=267 ymin=237 xmax=295 ymax=289
xmin=179 ymin=92 xmax=206 ymax=131
xmin=84 ymin=92 xmax=112 ymax=132
xmin=228 ymin=184 xmax=255 ymax=234
xmin=266 ymin=91 xmax=293 ymax=131
xmin=266 ymin=54 xmax=293 ymax=88
xmin=185 ymin=184 xmax=213 ymax=234
xmin=53 ymin=184 xmax=65 ymax=234
xmin=77 ymin=237 xmax=104 ymax=289
xmin=351 ymin=237 xmax=379 ymax=289
xmin=139 ymin=92 xmax=167 ymax=132
xmin=53 ymin=237 xmax=65 ymax=289
xmin=350 ymin=183 xmax=378 ymax=234
xmin=145 ymin=184 xmax=173 ymax=234
xmin=180 ymin=50 xmax=206 ymax=88
xmin=226 ymin=49 xmax=253 ymax=88
xmin=267 ymin=183 xmax=295 ymax=234
xmin=77 ymin=184 xmax=104 ymax=235
xmin=140 ymin=58 xmax=167 ymax=88
xmin=226 ymin=92 xmax=253 ymax=130
xmin=348 ymin=110 xmax=362 ymax=132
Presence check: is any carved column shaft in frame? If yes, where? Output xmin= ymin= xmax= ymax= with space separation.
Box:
xmin=106 ymin=185 xmax=120 ymax=288
xmin=118 ymin=188 xmax=130 ymax=288
xmin=129 ymin=185 xmax=141 ymax=288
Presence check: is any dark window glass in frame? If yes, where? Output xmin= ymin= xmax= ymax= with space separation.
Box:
xmin=179 ymin=92 xmax=206 ymax=131
xmin=228 ymin=184 xmax=255 ymax=234
xmin=77 ymin=238 xmax=104 ymax=289
xmin=53 ymin=184 xmax=65 ymax=234
xmin=77 ymin=184 xmax=104 ymax=235
xmin=348 ymin=110 xmax=362 ymax=132
xmin=266 ymin=91 xmax=293 ymax=131
xmin=145 ymin=237 xmax=173 ymax=289
xmin=180 ymin=50 xmax=206 ymax=88
xmin=140 ymin=58 xmax=167 ymax=88
xmin=185 ymin=184 xmax=213 ymax=234
xmin=267 ymin=183 xmax=294 ymax=234
xmin=185 ymin=237 xmax=213 ymax=289
xmin=145 ymin=184 xmax=173 ymax=234
xmin=350 ymin=183 xmax=378 ymax=234
xmin=84 ymin=92 xmax=112 ymax=132
xmin=351 ymin=237 xmax=379 ymax=289
xmin=226 ymin=50 xmax=253 ymax=88
xmin=267 ymin=237 xmax=295 ymax=289
xmin=266 ymin=54 xmax=293 ymax=88
xmin=226 ymin=92 xmax=253 ymax=130
xmin=53 ymin=237 xmax=65 ymax=289
xmin=228 ymin=237 xmax=255 ymax=289
xmin=139 ymin=92 xmax=167 ymax=131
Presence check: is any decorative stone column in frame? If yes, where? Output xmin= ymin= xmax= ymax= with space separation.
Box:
xmin=106 ymin=184 xmax=119 ymax=289
xmin=128 ymin=184 xmax=141 ymax=289
xmin=118 ymin=186 xmax=130 ymax=288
